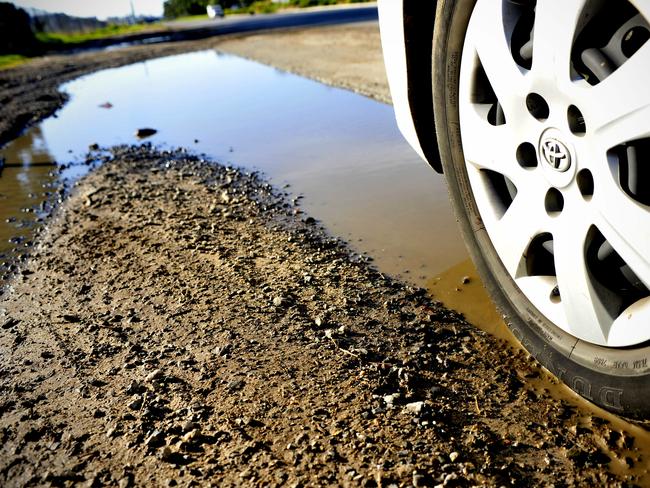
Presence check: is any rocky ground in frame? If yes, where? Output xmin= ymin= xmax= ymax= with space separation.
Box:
xmin=1 ymin=21 xmax=649 ymax=487
xmin=0 ymin=146 xmax=642 ymax=487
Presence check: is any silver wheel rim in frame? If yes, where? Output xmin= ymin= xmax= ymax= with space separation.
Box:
xmin=459 ymin=0 xmax=650 ymax=347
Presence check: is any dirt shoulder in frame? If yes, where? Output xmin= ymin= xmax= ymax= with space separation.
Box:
xmin=215 ymin=22 xmax=390 ymax=103
xmin=0 ymin=146 xmax=630 ymax=486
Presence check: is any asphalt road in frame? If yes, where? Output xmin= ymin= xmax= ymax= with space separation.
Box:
xmin=164 ymin=4 xmax=378 ymax=34
xmin=69 ymin=4 xmax=378 ymax=51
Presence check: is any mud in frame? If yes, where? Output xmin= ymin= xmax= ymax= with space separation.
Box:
xmin=0 ymin=145 xmax=643 ymax=487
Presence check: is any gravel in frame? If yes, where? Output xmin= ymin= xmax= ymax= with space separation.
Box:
xmin=0 ymin=145 xmax=641 ymax=486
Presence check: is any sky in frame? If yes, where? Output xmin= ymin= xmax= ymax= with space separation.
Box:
xmin=11 ymin=0 xmax=165 ymax=19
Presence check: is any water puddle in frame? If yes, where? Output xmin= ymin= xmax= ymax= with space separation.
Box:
xmin=2 ymin=50 xmax=650 ymax=474
xmin=0 ymin=50 xmax=467 ymax=286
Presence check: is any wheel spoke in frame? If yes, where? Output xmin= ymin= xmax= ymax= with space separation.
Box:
xmin=468 ymin=0 xmax=527 ymax=119
xmin=554 ymin=221 xmax=611 ymax=344
xmin=582 ymin=43 xmax=650 ymax=146
xmin=595 ymin=180 xmax=650 ymax=289
xmin=488 ymin=194 xmax=544 ymax=278
xmin=461 ymin=109 xmax=521 ymax=182
xmin=515 ymin=275 xmax=566 ymax=327
xmin=531 ymin=0 xmax=588 ymax=83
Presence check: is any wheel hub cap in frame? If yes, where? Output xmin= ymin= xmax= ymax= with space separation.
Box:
xmin=541 ymin=136 xmax=571 ymax=172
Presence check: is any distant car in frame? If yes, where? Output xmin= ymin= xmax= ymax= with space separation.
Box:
xmin=378 ymin=0 xmax=650 ymax=418
xmin=207 ymin=5 xmax=225 ymax=18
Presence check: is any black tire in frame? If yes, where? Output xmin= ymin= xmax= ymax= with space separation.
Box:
xmin=432 ymin=0 xmax=650 ymax=418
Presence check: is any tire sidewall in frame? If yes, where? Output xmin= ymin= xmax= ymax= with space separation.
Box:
xmin=432 ymin=0 xmax=650 ymax=418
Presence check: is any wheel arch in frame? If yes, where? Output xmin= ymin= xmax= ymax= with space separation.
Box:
xmin=379 ymin=0 xmax=442 ymax=173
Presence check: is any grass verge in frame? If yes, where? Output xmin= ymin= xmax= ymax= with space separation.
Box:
xmin=0 ymin=55 xmax=29 ymax=70
xmin=35 ymin=23 xmax=161 ymax=45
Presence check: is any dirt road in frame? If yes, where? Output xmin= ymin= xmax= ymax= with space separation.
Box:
xmin=0 ymin=22 xmax=646 ymax=487
xmin=0 ymin=146 xmax=635 ymax=486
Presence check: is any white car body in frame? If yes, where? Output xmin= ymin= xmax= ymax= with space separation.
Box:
xmin=377 ymin=0 xmax=441 ymax=172
xmin=377 ymin=1 xmax=427 ymax=161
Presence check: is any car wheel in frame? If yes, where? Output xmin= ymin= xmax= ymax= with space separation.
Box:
xmin=433 ymin=0 xmax=650 ymax=418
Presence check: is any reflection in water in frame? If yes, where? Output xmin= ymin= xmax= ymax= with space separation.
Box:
xmin=0 ymin=50 xmax=467 ymax=287
xmin=0 ymin=126 xmax=59 ymax=264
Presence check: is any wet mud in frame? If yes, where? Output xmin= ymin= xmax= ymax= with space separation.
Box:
xmin=0 ymin=146 xmax=646 ymax=487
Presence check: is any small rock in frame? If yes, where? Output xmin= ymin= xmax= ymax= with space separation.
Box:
xmin=405 ymin=401 xmax=425 ymax=414
xmin=383 ymin=393 xmax=400 ymax=406
xmin=461 ymin=276 xmax=471 ymax=284
xmin=182 ymin=429 xmax=201 ymax=443
xmin=160 ymin=446 xmax=174 ymax=461
xmin=125 ymin=381 xmax=142 ymax=395
xmin=272 ymin=296 xmax=283 ymax=307
xmin=146 ymin=369 xmax=163 ymax=382
xmin=412 ymin=472 xmax=426 ymax=487
xmin=127 ymin=395 xmax=143 ymax=410
xmin=135 ymin=128 xmax=157 ymax=138
xmin=1 ymin=317 xmax=19 ymax=330
xmin=214 ymin=344 xmax=231 ymax=357
xmin=145 ymin=430 xmax=165 ymax=448
xmin=449 ymin=451 xmax=460 ymax=462
xmin=118 ymin=476 xmax=132 ymax=488
xmin=314 ymin=316 xmax=323 ymax=327
xmin=182 ymin=421 xmax=198 ymax=433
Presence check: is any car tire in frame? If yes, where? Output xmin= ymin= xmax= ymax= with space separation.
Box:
xmin=433 ymin=0 xmax=650 ymax=418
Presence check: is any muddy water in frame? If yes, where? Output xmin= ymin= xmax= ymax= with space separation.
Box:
xmin=0 ymin=50 xmax=467 ymax=286
xmin=2 ymin=50 xmax=650 ymax=471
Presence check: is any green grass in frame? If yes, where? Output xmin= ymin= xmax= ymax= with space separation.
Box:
xmin=35 ymin=23 xmax=161 ymax=45
xmin=172 ymin=14 xmax=210 ymax=22
xmin=224 ymin=0 xmax=372 ymax=16
xmin=0 ymin=54 xmax=29 ymax=70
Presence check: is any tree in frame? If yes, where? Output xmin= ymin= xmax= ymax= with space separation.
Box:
xmin=163 ymin=0 xmax=241 ymax=18
xmin=0 ymin=2 xmax=37 ymax=55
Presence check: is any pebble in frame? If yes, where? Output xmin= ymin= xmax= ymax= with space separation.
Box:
xmin=160 ymin=446 xmax=174 ymax=461
xmin=461 ymin=276 xmax=471 ymax=284
xmin=182 ymin=429 xmax=201 ymax=443
xmin=383 ymin=393 xmax=400 ymax=406
xmin=145 ymin=430 xmax=165 ymax=448
xmin=146 ymin=369 xmax=163 ymax=382
xmin=412 ymin=472 xmax=426 ymax=487
xmin=127 ymin=395 xmax=143 ymax=410
xmin=135 ymin=128 xmax=157 ymax=138
xmin=405 ymin=401 xmax=425 ymax=414
xmin=272 ymin=296 xmax=283 ymax=307
xmin=449 ymin=451 xmax=460 ymax=462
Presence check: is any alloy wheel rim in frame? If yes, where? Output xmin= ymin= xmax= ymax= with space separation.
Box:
xmin=458 ymin=0 xmax=650 ymax=347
